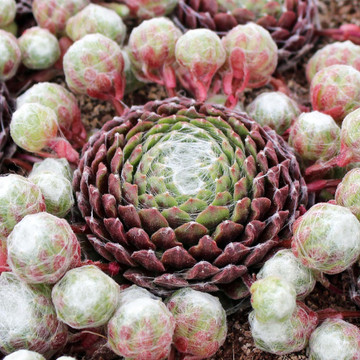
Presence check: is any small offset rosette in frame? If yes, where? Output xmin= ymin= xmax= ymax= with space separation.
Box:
xmin=108 ymin=286 xmax=175 ymax=360
xmin=7 ymin=212 xmax=81 ymax=284
xmin=166 ymin=288 xmax=227 ymax=359
xmin=0 ymin=30 xmax=21 ymax=81
xmin=4 ymin=350 xmax=45 ymax=360
xmin=52 ymin=265 xmax=120 ymax=329
xmin=30 ymin=158 xmax=72 ymax=182
xmin=292 ymin=203 xmax=360 ymax=274
xmin=0 ymin=0 xmax=16 ymax=27
xmin=0 ymin=272 xmax=68 ymax=356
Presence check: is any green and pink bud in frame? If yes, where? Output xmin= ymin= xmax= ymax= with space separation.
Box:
xmin=66 ymin=4 xmax=127 ymax=45
xmin=32 ymin=0 xmax=90 ymax=35
xmin=7 ymin=212 xmax=80 ymax=284
xmin=292 ymin=203 xmax=360 ymax=274
xmin=0 ymin=0 xmax=16 ymax=27
xmin=306 ymin=41 xmax=360 ymax=82
xmin=247 ymin=92 xmax=300 ymax=135
xmin=0 ymin=272 xmax=68 ymax=356
xmin=128 ymin=17 xmax=181 ymax=97
xmin=63 ymin=33 xmax=125 ymax=114
xmin=175 ymin=29 xmax=226 ymax=101
xmin=0 ymin=174 xmax=46 ymax=241
xmin=108 ymin=290 xmax=175 ymax=360
xmin=310 ymin=64 xmax=360 ymax=122
xmin=52 ymin=265 xmax=120 ymax=329
xmin=309 ymin=319 xmax=360 ymax=360
xmin=0 ymin=30 xmax=21 ymax=81
xmin=221 ymin=23 xmax=278 ymax=107
xmin=166 ymin=288 xmax=227 ymax=359
xmin=288 ymin=111 xmax=340 ymax=163
xmin=249 ymin=302 xmax=318 ymax=355
xmin=4 ymin=350 xmax=45 ymax=360
xmin=123 ymin=0 xmax=178 ymax=20
xmin=18 ymin=27 xmax=61 ymax=70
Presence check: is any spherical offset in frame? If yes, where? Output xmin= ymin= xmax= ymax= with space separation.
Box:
xmin=7 ymin=212 xmax=81 ymax=284
xmin=66 ymin=4 xmax=127 ymax=44
xmin=308 ymin=319 xmax=360 ymax=360
xmin=0 ymin=29 xmax=21 ymax=81
xmin=3 ymin=350 xmax=45 ymax=360
xmin=247 ymin=92 xmax=300 ymax=135
xmin=52 ymin=265 xmax=120 ymax=329
xmin=257 ymin=249 xmax=315 ymax=299
xmin=118 ymin=285 xmax=159 ymax=307
xmin=288 ymin=111 xmax=340 ymax=162
xmin=30 ymin=158 xmax=72 ymax=182
xmin=18 ymin=27 xmax=60 ymax=70
xmin=0 ymin=0 xmax=16 ymax=27
xmin=10 ymin=103 xmax=58 ymax=153
xmin=0 ymin=272 xmax=68 ymax=356
xmin=0 ymin=174 xmax=46 ymax=240
xmin=292 ymin=203 xmax=360 ymax=274
xmin=108 ymin=296 xmax=175 ymax=360
xmin=340 ymin=108 xmax=360 ymax=163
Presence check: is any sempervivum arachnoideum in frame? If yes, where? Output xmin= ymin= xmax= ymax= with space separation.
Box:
xmin=175 ymin=0 xmax=319 ymax=69
xmin=73 ymin=97 xmax=307 ymax=297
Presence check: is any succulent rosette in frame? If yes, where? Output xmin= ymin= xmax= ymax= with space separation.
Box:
xmin=0 ymin=30 xmax=21 ymax=81
xmin=123 ymin=0 xmax=178 ymax=19
xmin=310 ymin=64 xmax=360 ymax=122
xmin=66 ymin=4 xmax=126 ymax=45
xmin=249 ymin=302 xmax=318 ymax=355
xmin=7 ymin=212 xmax=80 ymax=283
xmin=175 ymin=29 xmax=226 ymax=101
xmin=288 ymin=111 xmax=340 ymax=163
xmin=306 ymin=41 xmax=360 ymax=82
xmin=221 ymin=23 xmax=278 ymax=106
xmin=30 ymin=158 xmax=72 ymax=182
xmin=166 ymin=288 xmax=227 ymax=358
xmin=247 ymin=92 xmax=300 ymax=135
xmin=0 ymin=0 xmax=16 ymax=27
xmin=52 ymin=265 xmax=120 ymax=329
xmin=128 ymin=17 xmax=182 ymax=96
xmin=17 ymin=82 xmax=86 ymax=148
xmin=63 ymin=34 xmax=125 ymax=113
xmin=257 ymin=249 xmax=316 ymax=299
xmin=0 ymin=272 xmax=68 ymax=356
xmin=335 ymin=168 xmax=360 ymax=220
xmin=0 ymin=174 xmax=45 ymax=241
xmin=308 ymin=319 xmax=360 ymax=360
xmin=292 ymin=203 xmax=360 ymax=274
xmin=107 ymin=291 xmax=175 ymax=360
xmin=18 ymin=27 xmax=61 ymax=70
xmin=73 ymin=97 xmax=307 ymax=296
xmin=32 ymin=0 xmax=90 ymax=35
xmin=4 ymin=350 xmax=45 ymax=360
xmin=250 ymin=276 xmax=297 ymax=323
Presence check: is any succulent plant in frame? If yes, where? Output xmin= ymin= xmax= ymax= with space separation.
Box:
xmin=310 ymin=64 xmax=360 ymax=123
xmin=306 ymin=40 xmax=360 ymax=82
xmin=63 ymin=33 xmax=125 ymax=114
xmin=4 ymin=350 xmax=45 ymax=360
xmin=18 ymin=27 xmax=61 ymax=70
xmin=66 ymin=4 xmax=127 ymax=45
xmin=166 ymin=287 xmax=227 ymax=358
xmin=247 ymin=92 xmax=300 ymax=135
xmin=17 ymin=82 xmax=86 ymax=148
xmin=175 ymin=0 xmax=319 ymax=69
xmin=249 ymin=302 xmax=318 ymax=355
xmin=30 ymin=158 xmax=72 ymax=182
xmin=108 ymin=288 xmax=175 ymax=360
xmin=257 ymin=249 xmax=316 ymax=299
xmin=98 ymin=2 xmax=130 ymax=18
xmin=73 ymin=97 xmax=307 ymax=297
xmin=52 ymin=265 xmax=120 ymax=329
xmin=308 ymin=318 xmax=360 ymax=360
xmin=335 ymin=168 xmax=360 ymax=220
xmin=288 ymin=111 xmax=341 ymax=163
xmin=32 ymin=0 xmax=90 ymax=35
xmin=7 ymin=212 xmax=81 ymax=283
xmin=0 ymin=0 xmax=16 ymax=27
xmin=250 ymin=276 xmax=297 ymax=323
xmin=0 ymin=272 xmax=68 ymax=356
xmin=123 ymin=0 xmax=178 ymax=20
xmin=0 ymin=29 xmax=21 ymax=81
xmin=10 ymin=103 xmax=79 ymax=164
xmin=0 ymin=174 xmax=45 ymax=242
xmin=221 ymin=23 xmax=278 ymax=106
xmin=292 ymin=203 xmax=360 ymax=274
xmin=175 ymin=29 xmax=226 ymax=101
xmin=128 ymin=17 xmax=182 ymax=97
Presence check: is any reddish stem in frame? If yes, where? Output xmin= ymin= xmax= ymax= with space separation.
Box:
xmin=111 ymin=97 xmax=125 ymax=116
xmin=307 ymin=179 xmax=342 ymax=192
xmin=317 ymin=308 xmax=360 ymax=321
xmin=305 ymin=156 xmax=339 ymax=179
xmin=270 ymin=76 xmax=290 ymax=95
xmin=80 ymin=260 xmax=121 ymax=277
xmin=48 ymin=138 xmax=79 ymax=164
xmin=3 ymin=158 xmax=33 ymax=172
xmin=316 ymin=24 xmax=360 ymax=45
